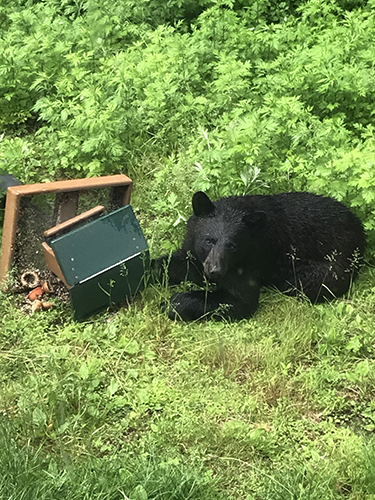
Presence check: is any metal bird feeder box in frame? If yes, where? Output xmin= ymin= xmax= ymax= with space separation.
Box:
xmin=45 ymin=204 xmax=150 ymax=321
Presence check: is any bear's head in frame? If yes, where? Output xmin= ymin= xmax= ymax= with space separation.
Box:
xmin=190 ymin=191 xmax=266 ymax=281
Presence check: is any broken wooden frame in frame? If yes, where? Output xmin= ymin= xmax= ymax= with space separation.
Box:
xmin=0 ymin=175 xmax=132 ymax=290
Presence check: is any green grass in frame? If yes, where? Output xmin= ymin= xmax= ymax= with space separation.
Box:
xmin=0 ymin=419 xmax=222 ymax=500
xmin=1 ymin=265 xmax=375 ymax=499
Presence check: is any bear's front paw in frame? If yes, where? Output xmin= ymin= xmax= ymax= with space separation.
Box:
xmin=162 ymin=293 xmax=184 ymax=320
xmin=162 ymin=292 xmax=204 ymax=321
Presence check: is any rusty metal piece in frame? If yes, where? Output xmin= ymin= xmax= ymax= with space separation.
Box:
xmin=0 ymin=175 xmax=132 ymax=290
xmin=28 ymin=286 xmax=44 ymax=302
xmin=20 ymin=271 xmax=40 ymax=289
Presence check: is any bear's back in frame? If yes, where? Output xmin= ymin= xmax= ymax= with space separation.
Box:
xmin=213 ymin=191 xmax=365 ymax=260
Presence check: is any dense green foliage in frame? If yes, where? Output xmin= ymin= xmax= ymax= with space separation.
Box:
xmin=1 ymin=0 xmax=375 ymax=255
xmin=1 ymin=0 xmax=375 ymax=498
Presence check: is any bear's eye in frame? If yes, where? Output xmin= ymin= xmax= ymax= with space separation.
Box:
xmin=226 ymin=242 xmax=236 ymax=251
xmin=205 ymin=237 xmax=216 ymax=246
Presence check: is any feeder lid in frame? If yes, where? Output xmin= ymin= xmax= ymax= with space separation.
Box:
xmin=50 ymin=205 xmax=148 ymax=287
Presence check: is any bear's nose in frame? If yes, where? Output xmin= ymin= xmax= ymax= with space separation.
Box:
xmin=208 ymin=269 xmax=221 ymax=280
xmin=203 ymin=262 xmax=221 ymax=281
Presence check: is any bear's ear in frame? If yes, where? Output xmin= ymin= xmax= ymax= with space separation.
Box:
xmin=243 ymin=211 xmax=267 ymax=229
xmin=192 ymin=191 xmax=215 ymax=217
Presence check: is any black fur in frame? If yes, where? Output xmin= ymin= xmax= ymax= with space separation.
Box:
xmin=153 ymin=191 xmax=365 ymax=321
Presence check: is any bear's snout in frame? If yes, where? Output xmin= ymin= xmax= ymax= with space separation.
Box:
xmin=203 ymin=248 xmax=227 ymax=281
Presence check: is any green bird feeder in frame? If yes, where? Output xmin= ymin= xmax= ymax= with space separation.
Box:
xmin=47 ymin=205 xmax=149 ymax=321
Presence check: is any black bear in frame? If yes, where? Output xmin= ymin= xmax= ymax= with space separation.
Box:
xmin=154 ymin=191 xmax=365 ymax=321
